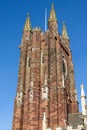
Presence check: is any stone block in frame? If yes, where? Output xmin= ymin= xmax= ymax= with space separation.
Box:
xmin=56 ymin=127 xmax=62 ymax=130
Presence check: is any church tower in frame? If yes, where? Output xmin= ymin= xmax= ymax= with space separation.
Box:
xmin=12 ymin=4 xmax=79 ymax=130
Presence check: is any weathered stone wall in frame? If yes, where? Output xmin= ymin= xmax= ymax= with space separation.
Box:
xmin=12 ymin=9 xmax=79 ymax=130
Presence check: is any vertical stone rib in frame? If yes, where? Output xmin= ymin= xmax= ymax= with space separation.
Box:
xmin=12 ymin=33 xmax=28 ymax=130
xmin=48 ymin=36 xmax=58 ymax=129
xmin=22 ymin=34 xmax=32 ymax=130
xmin=69 ymin=53 xmax=79 ymax=113
xmin=29 ymin=29 xmax=41 ymax=130
xmin=39 ymin=32 xmax=50 ymax=130
xmin=45 ymin=33 xmax=50 ymax=128
xmin=56 ymin=35 xmax=68 ymax=126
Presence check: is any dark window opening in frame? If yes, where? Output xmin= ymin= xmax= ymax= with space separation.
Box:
xmin=63 ymin=60 xmax=66 ymax=79
xmin=55 ymin=36 xmax=57 ymax=40
xmin=28 ymin=58 xmax=31 ymax=67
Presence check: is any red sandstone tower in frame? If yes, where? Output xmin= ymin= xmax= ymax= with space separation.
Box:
xmin=12 ymin=4 xmax=79 ymax=130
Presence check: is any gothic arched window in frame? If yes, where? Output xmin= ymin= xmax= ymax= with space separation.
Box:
xmin=62 ymin=57 xmax=67 ymax=79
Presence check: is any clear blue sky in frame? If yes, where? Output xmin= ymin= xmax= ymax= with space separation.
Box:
xmin=0 ymin=0 xmax=87 ymax=130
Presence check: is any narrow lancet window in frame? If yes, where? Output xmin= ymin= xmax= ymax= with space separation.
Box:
xmin=62 ymin=57 xmax=67 ymax=87
xmin=16 ymin=92 xmax=23 ymax=107
xmin=42 ymin=73 xmax=48 ymax=99
xmin=62 ymin=57 xmax=67 ymax=79
xmin=27 ymin=57 xmax=31 ymax=67
xmin=42 ymin=87 xmax=48 ymax=100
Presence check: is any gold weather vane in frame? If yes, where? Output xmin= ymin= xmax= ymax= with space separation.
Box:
xmin=24 ymin=13 xmax=31 ymax=31
xmin=49 ymin=3 xmax=57 ymax=22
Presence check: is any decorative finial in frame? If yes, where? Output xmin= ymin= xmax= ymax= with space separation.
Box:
xmin=62 ymin=22 xmax=69 ymax=39
xmin=81 ymin=84 xmax=86 ymax=97
xmin=24 ymin=13 xmax=31 ymax=31
xmin=52 ymin=2 xmax=54 ymax=8
xmin=81 ymin=84 xmax=86 ymax=115
xmin=48 ymin=3 xmax=57 ymax=22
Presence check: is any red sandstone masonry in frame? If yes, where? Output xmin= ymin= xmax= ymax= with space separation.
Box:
xmin=12 ymin=9 xmax=79 ymax=130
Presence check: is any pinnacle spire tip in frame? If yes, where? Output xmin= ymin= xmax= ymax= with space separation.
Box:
xmin=52 ymin=2 xmax=54 ymax=8
xmin=24 ymin=13 xmax=31 ymax=31
xmin=62 ymin=22 xmax=69 ymax=39
xmin=48 ymin=3 xmax=57 ymax=22
xmin=27 ymin=13 xmax=30 ymax=18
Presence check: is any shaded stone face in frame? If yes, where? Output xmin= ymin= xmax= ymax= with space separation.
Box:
xmin=12 ymin=6 xmax=79 ymax=130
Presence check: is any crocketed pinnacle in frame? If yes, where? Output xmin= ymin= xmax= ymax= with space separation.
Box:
xmin=49 ymin=3 xmax=57 ymax=22
xmin=62 ymin=22 xmax=69 ymax=39
xmin=24 ymin=13 xmax=31 ymax=31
